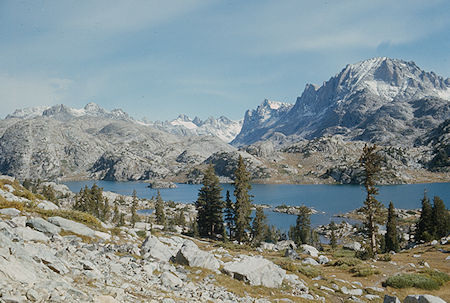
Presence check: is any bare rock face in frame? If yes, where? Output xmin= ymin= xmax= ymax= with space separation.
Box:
xmin=233 ymin=58 xmax=450 ymax=147
xmin=223 ymin=255 xmax=286 ymax=288
xmin=0 ymin=103 xmax=239 ymax=181
xmin=141 ymin=235 xmax=174 ymax=262
xmin=174 ymin=240 xmax=220 ymax=270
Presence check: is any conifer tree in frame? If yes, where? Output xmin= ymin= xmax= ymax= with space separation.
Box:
xmin=130 ymin=189 xmax=138 ymax=227
xmin=329 ymin=221 xmax=337 ymax=249
xmin=289 ymin=206 xmax=311 ymax=245
xmin=195 ymin=165 xmax=224 ymax=238
xmin=416 ymin=192 xmax=433 ymax=242
xmin=112 ymin=199 xmax=120 ymax=224
xmin=101 ymin=198 xmax=111 ymax=222
xmin=251 ymin=206 xmax=267 ymax=246
xmin=432 ymin=196 xmax=450 ymax=239
xmin=224 ymin=190 xmax=235 ymax=238
xmin=73 ymin=183 xmax=110 ymax=222
xmin=385 ymin=202 xmax=399 ymax=252
xmin=359 ymin=144 xmax=384 ymax=256
xmin=175 ymin=209 xmax=186 ymax=228
xmin=234 ymin=155 xmax=252 ymax=243
xmin=155 ymin=190 xmax=166 ymax=226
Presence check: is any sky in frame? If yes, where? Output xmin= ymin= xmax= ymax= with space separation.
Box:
xmin=0 ymin=0 xmax=449 ymax=121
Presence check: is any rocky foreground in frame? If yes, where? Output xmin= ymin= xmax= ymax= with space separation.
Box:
xmin=0 ymin=176 xmax=449 ymax=303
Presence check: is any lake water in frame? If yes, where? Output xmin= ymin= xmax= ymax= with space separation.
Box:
xmin=64 ymin=181 xmax=450 ymax=232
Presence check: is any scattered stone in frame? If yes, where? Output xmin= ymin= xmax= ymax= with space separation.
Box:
xmin=404 ymin=294 xmax=446 ymax=303
xmin=430 ymin=240 xmax=438 ymax=245
xmin=141 ymin=235 xmax=173 ymax=262
xmin=344 ymin=241 xmax=362 ymax=251
xmin=223 ymin=255 xmax=286 ymax=288
xmin=26 ymin=217 xmax=61 ymax=235
xmin=36 ymin=200 xmax=59 ymax=210
xmin=320 ymin=285 xmax=335 ymax=293
xmin=341 ymin=286 xmax=363 ymax=296
xmin=275 ymin=240 xmax=297 ymax=251
xmin=14 ymin=227 xmax=48 ymax=242
xmin=383 ymin=295 xmax=401 ymax=303
xmin=174 ymin=240 xmax=220 ymax=270
xmin=0 ymin=208 xmax=21 ymax=216
xmin=365 ymin=294 xmax=380 ymax=301
xmin=160 ymin=272 xmax=183 ymax=289
xmin=300 ymin=244 xmax=319 ymax=257
xmin=318 ymin=255 xmax=329 ymax=264
xmin=302 ymin=258 xmax=319 ymax=266
xmin=284 ymin=248 xmax=299 ymax=259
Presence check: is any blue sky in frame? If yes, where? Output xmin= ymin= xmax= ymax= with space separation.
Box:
xmin=1 ymin=0 xmax=449 ymax=121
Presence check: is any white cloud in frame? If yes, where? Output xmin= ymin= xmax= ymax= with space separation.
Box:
xmin=221 ymin=0 xmax=450 ymax=54
xmin=0 ymin=74 xmax=73 ymax=117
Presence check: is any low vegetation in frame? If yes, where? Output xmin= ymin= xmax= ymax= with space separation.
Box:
xmin=384 ymin=270 xmax=450 ymax=290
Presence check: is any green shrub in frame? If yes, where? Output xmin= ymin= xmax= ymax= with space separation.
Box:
xmin=136 ymin=230 xmax=147 ymax=238
xmin=333 ymin=248 xmax=355 ymax=258
xmin=420 ymin=269 xmax=450 ymax=285
xmin=330 ymin=257 xmax=361 ymax=268
xmin=297 ymin=265 xmax=321 ymax=278
xmin=351 ymin=265 xmax=380 ymax=277
xmin=0 ymin=197 xmax=25 ymax=211
xmin=384 ymin=270 xmax=449 ymax=290
xmin=384 ymin=274 xmax=440 ymax=290
xmin=277 ymin=260 xmax=298 ymax=273
xmin=377 ymin=254 xmax=392 ymax=262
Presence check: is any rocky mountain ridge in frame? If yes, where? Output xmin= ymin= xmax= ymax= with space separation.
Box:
xmin=233 ymin=58 xmax=450 ymax=147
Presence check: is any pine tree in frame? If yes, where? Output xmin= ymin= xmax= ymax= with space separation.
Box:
xmin=42 ymin=185 xmax=57 ymax=203
xmin=112 ymin=199 xmax=120 ymax=224
xmin=416 ymin=191 xmax=433 ymax=242
xmin=234 ymin=155 xmax=252 ymax=243
xmin=432 ymin=196 xmax=450 ymax=239
xmin=101 ymin=198 xmax=111 ymax=222
xmin=385 ymin=202 xmax=399 ymax=252
xmin=130 ymin=189 xmax=138 ymax=227
xmin=329 ymin=221 xmax=337 ymax=249
xmin=224 ymin=190 xmax=235 ymax=239
xmin=73 ymin=184 xmax=110 ymax=222
xmin=195 ymin=165 xmax=224 ymax=238
xmin=289 ymin=206 xmax=311 ymax=245
xmin=175 ymin=210 xmax=186 ymax=228
xmin=251 ymin=206 xmax=267 ymax=246
xmin=359 ymin=144 xmax=384 ymax=256
xmin=155 ymin=190 xmax=166 ymax=226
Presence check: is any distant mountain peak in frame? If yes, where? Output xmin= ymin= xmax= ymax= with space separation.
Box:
xmin=233 ymin=57 xmax=450 ymax=147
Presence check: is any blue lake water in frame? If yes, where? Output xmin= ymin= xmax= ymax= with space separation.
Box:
xmin=64 ymin=181 xmax=450 ymax=231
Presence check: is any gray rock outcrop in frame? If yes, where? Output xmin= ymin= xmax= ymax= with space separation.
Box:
xmin=174 ymin=240 xmax=220 ymax=270
xmin=403 ymin=295 xmax=447 ymax=303
xmin=223 ymin=255 xmax=286 ymax=288
xmin=47 ymin=216 xmax=95 ymax=237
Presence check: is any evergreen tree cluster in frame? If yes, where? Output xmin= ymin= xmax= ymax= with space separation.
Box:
xmin=416 ymin=193 xmax=450 ymax=242
xmin=73 ymin=184 xmax=110 ymax=221
xmin=195 ymin=156 xmax=282 ymax=244
xmin=154 ymin=190 xmax=166 ymax=226
xmin=288 ymin=206 xmax=311 ymax=245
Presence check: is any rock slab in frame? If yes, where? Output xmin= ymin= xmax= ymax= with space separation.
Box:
xmin=223 ymin=256 xmax=286 ymax=288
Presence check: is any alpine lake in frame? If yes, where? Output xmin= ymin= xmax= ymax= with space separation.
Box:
xmin=64 ymin=181 xmax=449 ymax=233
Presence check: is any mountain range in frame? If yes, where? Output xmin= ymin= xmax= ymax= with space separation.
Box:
xmin=232 ymin=57 xmax=449 ymax=147
xmin=0 ymin=57 xmax=448 ymax=183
